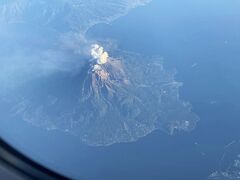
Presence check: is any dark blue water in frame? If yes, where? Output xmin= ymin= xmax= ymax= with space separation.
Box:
xmin=1 ymin=0 xmax=240 ymax=179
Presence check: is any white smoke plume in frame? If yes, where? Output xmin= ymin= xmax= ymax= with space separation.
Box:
xmin=90 ymin=44 xmax=109 ymax=64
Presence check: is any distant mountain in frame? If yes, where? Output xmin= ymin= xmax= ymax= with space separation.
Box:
xmin=10 ymin=50 xmax=199 ymax=146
